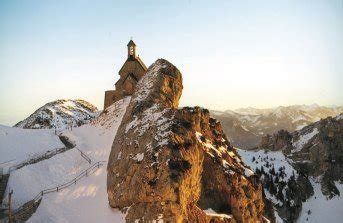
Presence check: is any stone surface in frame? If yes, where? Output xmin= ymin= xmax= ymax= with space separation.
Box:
xmin=107 ymin=59 xmax=266 ymax=222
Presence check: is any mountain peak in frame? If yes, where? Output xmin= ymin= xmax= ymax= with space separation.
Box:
xmin=14 ymin=99 xmax=99 ymax=129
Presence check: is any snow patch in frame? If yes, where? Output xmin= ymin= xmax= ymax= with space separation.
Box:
xmin=204 ymin=208 xmax=233 ymax=220
xmin=132 ymin=153 xmax=144 ymax=162
xmin=292 ymin=128 xmax=319 ymax=153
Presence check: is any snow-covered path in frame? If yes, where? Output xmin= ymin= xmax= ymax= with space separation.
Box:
xmin=1 ymin=97 xmax=130 ymax=222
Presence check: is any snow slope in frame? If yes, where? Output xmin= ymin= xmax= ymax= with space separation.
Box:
xmin=237 ymin=149 xmax=297 ymax=210
xmin=1 ymin=97 xmax=131 ymax=222
xmin=237 ymin=149 xmax=296 ymax=182
xmin=0 ymin=125 xmax=64 ymax=171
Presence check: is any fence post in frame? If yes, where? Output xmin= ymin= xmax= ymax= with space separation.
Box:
xmin=57 ymin=187 xmax=59 ymax=192
xmin=9 ymin=189 xmax=13 ymax=223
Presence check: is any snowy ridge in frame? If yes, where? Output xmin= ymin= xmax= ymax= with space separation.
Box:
xmin=15 ymin=99 xmax=99 ymax=129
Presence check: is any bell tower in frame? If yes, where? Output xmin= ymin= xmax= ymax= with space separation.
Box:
xmin=127 ymin=39 xmax=136 ymax=59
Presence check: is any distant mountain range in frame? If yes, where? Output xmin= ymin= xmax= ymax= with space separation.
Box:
xmin=211 ymin=104 xmax=343 ymax=149
xmin=14 ymin=99 xmax=100 ymax=129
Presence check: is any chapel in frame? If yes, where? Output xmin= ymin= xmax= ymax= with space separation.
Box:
xmin=104 ymin=40 xmax=147 ymax=109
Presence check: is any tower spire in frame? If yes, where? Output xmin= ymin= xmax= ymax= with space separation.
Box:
xmin=127 ymin=39 xmax=136 ymax=59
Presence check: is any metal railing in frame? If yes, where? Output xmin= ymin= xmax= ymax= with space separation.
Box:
xmin=0 ymin=159 xmax=16 ymax=166
xmin=77 ymin=148 xmax=92 ymax=164
xmin=6 ymin=147 xmax=67 ymax=174
xmin=3 ymin=161 xmax=106 ymax=219
xmin=5 ymin=146 xmax=89 ymax=175
xmin=30 ymin=160 xmax=106 ymax=204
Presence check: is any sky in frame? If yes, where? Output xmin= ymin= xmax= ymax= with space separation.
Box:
xmin=0 ymin=0 xmax=342 ymax=126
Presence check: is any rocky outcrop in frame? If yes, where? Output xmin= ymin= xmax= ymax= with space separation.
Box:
xmin=287 ymin=116 xmax=343 ymax=198
xmin=258 ymin=129 xmax=292 ymax=151
xmin=107 ymin=59 xmax=266 ymax=222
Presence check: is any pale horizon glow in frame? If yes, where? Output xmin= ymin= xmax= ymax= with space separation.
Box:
xmin=1 ymin=0 xmax=342 ymax=126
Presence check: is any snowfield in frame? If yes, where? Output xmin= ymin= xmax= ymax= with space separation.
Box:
xmin=297 ymin=178 xmax=343 ymax=223
xmin=1 ymin=97 xmax=131 ymax=222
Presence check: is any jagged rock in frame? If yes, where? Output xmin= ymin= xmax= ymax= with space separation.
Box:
xmin=107 ymin=59 xmax=266 ymax=222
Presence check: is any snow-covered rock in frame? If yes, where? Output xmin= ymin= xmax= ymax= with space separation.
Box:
xmin=14 ymin=99 xmax=99 ymax=129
